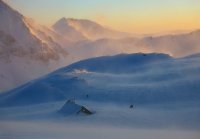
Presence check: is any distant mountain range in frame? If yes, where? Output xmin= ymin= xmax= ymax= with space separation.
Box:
xmin=65 ymin=30 xmax=200 ymax=61
xmin=52 ymin=17 xmax=131 ymax=41
xmin=0 ymin=0 xmax=200 ymax=92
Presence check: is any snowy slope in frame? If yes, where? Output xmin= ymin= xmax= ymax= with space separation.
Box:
xmin=0 ymin=1 xmax=199 ymax=138
xmin=0 ymin=0 xmax=70 ymax=92
xmin=1 ymin=0 xmax=200 ymax=93
xmin=53 ymin=18 xmax=131 ymax=41
xmin=0 ymin=53 xmax=200 ymax=139
xmin=0 ymin=53 xmax=199 ymax=107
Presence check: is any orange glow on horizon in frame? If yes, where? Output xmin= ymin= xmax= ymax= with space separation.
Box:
xmin=7 ymin=0 xmax=200 ymax=34
xmin=93 ymin=10 xmax=200 ymax=34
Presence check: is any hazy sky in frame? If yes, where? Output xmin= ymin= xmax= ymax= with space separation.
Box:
xmin=7 ymin=0 xmax=200 ymax=34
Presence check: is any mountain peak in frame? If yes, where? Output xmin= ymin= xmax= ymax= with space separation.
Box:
xmin=52 ymin=17 xmax=87 ymax=41
xmin=57 ymin=17 xmax=67 ymax=22
xmin=56 ymin=17 xmax=97 ymax=25
xmin=53 ymin=17 xmax=130 ymax=41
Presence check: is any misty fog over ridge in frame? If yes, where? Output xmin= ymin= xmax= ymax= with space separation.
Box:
xmin=0 ymin=1 xmax=200 ymax=139
xmin=0 ymin=0 xmax=200 ymax=92
xmin=1 ymin=52 xmax=199 ymax=107
xmin=0 ymin=52 xmax=200 ymax=139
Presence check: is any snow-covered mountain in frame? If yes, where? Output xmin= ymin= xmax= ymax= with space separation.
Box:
xmin=1 ymin=0 xmax=200 ymax=93
xmin=139 ymin=30 xmax=200 ymax=57
xmin=0 ymin=52 xmax=200 ymax=139
xmin=52 ymin=18 xmax=131 ymax=41
xmin=0 ymin=0 xmax=70 ymax=92
xmin=52 ymin=18 xmax=87 ymax=42
xmin=0 ymin=53 xmax=199 ymax=107
xmin=52 ymin=17 xmax=200 ymax=59
xmin=66 ymin=30 xmax=200 ymax=60
xmin=0 ymin=1 xmax=200 ymax=138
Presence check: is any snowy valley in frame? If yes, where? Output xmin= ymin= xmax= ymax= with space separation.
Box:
xmin=0 ymin=0 xmax=200 ymax=139
xmin=0 ymin=53 xmax=200 ymax=139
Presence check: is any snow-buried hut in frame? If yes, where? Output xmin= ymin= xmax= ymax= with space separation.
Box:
xmin=58 ymin=99 xmax=93 ymax=116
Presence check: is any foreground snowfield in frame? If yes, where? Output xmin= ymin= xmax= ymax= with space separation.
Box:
xmin=0 ymin=53 xmax=200 ymax=139
xmin=1 ymin=121 xmax=199 ymax=139
xmin=0 ymin=100 xmax=200 ymax=139
xmin=0 ymin=101 xmax=200 ymax=139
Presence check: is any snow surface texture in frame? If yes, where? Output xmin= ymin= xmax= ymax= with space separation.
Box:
xmin=0 ymin=53 xmax=200 ymax=139
xmin=1 ymin=0 xmax=200 ymax=93
xmin=1 ymin=52 xmax=200 ymax=107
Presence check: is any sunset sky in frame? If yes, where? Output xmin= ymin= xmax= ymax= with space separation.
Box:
xmin=7 ymin=0 xmax=200 ymax=34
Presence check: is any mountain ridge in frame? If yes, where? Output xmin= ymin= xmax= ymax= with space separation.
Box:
xmin=52 ymin=17 xmax=131 ymax=41
xmin=0 ymin=52 xmax=200 ymax=108
xmin=0 ymin=0 xmax=70 ymax=92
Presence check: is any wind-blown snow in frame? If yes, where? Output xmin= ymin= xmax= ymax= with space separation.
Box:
xmin=0 ymin=53 xmax=200 ymax=139
xmin=53 ymin=18 xmax=131 ymax=41
xmin=1 ymin=0 xmax=200 ymax=93
xmin=66 ymin=30 xmax=200 ymax=61
xmin=0 ymin=53 xmax=199 ymax=106
xmin=0 ymin=1 xmax=200 ymax=138
xmin=0 ymin=0 xmax=71 ymax=92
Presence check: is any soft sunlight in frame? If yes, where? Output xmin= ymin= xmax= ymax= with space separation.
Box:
xmin=7 ymin=0 xmax=200 ymax=34
xmin=0 ymin=0 xmax=200 ymax=139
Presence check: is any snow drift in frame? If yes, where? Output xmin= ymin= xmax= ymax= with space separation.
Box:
xmin=0 ymin=52 xmax=199 ymax=135
xmin=0 ymin=53 xmax=199 ymax=107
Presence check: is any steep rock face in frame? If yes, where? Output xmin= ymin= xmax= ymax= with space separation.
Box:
xmin=23 ymin=18 xmax=68 ymax=61
xmin=0 ymin=0 xmax=70 ymax=92
xmin=0 ymin=0 xmax=68 ymax=61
